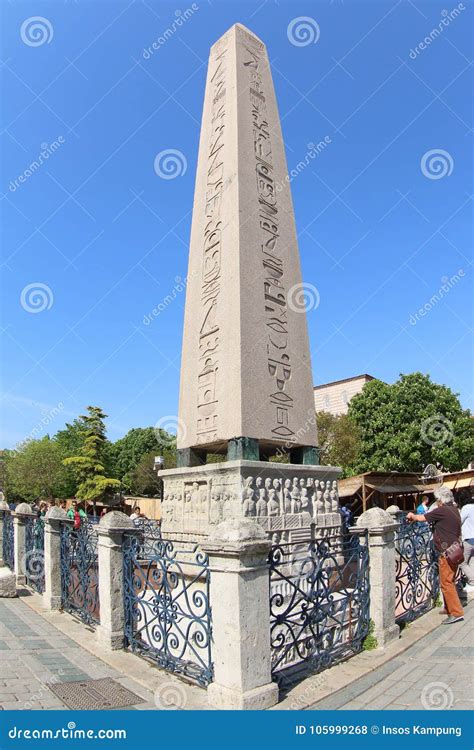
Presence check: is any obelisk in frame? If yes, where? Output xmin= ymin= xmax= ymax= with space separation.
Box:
xmin=160 ymin=24 xmax=341 ymax=541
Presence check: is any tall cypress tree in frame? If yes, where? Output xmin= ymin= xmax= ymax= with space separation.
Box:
xmin=63 ymin=406 xmax=121 ymax=514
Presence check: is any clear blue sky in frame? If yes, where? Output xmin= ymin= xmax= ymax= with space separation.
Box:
xmin=1 ymin=0 xmax=472 ymax=449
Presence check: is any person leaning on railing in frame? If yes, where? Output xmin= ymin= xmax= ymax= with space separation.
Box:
xmin=407 ymin=487 xmax=464 ymax=625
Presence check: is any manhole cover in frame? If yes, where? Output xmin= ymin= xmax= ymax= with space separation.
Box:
xmin=47 ymin=678 xmax=145 ymax=710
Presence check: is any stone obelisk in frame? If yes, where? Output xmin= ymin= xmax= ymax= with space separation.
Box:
xmin=160 ymin=24 xmax=341 ymax=542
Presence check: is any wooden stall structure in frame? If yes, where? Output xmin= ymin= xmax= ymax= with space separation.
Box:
xmin=339 ymin=469 xmax=474 ymax=516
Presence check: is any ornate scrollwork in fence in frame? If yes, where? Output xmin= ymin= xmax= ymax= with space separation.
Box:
xmin=395 ymin=517 xmax=439 ymax=624
xmin=24 ymin=516 xmax=45 ymax=593
xmin=2 ymin=512 xmax=14 ymax=571
xmin=269 ymin=532 xmax=370 ymax=680
xmin=60 ymin=521 xmax=100 ymax=626
xmin=123 ymin=532 xmax=213 ymax=686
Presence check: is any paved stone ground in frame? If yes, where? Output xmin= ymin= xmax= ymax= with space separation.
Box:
xmin=1 ymin=594 xmax=472 ymax=712
xmin=308 ymin=601 xmax=474 ymax=711
xmin=0 ymin=598 xmax=157 ymax=710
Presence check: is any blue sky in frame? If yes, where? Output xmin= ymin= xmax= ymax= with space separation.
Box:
xmin=1 ymin=0 xmax=472 ymax=449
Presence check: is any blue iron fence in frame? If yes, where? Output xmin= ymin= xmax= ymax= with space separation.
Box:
xmin=269 ymin=532 xmax=370 ymax=681
xmin=395 ymin=516 xmax=439 ymax=624
xmin=2 ymin=512 xmax=14 ymax=571
xmin=24 ymin=516 xmax=45 ymax=593
xmin=60 ymin=521 xmax=100 ymax=626
xmin=123 ymin=531 xmax=213 ymax=686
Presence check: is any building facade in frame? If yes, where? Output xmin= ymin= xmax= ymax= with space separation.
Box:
xmin=314 ymin=374 xmax=376 ymax=416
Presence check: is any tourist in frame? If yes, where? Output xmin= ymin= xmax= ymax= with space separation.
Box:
xmin=416 ymin=495 xmax=429 ymax=514
xmin=340 ymin=501 xmax=353 ymax=529
xmin=67 ymin=500 xmax=86 ymax=530
xmin=415 ymin=495 xmax=429 ymax=529
xmin=59 ymin=499 xmax=67 ymax=512
xmin=459 ymin=491 xmax=474 ymax=593
xmin=407 ymin=487 xmax=464 ymax=624
xmin=130 ymin=506 xmax=141 ymax=522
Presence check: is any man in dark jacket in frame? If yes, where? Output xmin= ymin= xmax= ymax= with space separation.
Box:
xmin=408 ymin=487 xmax=463 ymax=624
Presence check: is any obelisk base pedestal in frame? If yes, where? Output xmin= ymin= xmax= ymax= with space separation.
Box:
xmin=160 ymin=459 xmax=342 ymax=543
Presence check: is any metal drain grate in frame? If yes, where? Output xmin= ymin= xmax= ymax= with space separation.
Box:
xmin=47 ymin=678 xmax=146 ymax=710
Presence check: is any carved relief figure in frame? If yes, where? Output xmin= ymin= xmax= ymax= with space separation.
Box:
xmin=283 ymin=478 xmax=292 ymax=513
xmin=256 ymin=488 xmax=267 ymax=517
xmin=330 ymin=480 xmax=339 ymax=513
xmin=242 ymin=477 xmax=256 ymax=517
xmin=291 ymin=477 xmax=301 ymax=513
xmin=267 ymin=489 xmax=280 ymax=517
xmin=323 ymin=481 xmax=332 ymax=513
xmin=314 ymin=488 xmax=324 ymax=516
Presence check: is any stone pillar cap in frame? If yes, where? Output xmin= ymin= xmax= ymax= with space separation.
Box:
xmin=98 ymin=510 xmax=135 ymax=532
xmin=0 ymin=500 xmax=10 ymax=511
xmin=357 ymin=507 xmax=399 ymax=530
xmin=203 ymin=519 xmax=271 ymax=555
xmin=45 ymin=507 xmax=68 ymax=520
xmin=13 ymin=502 xmax=36 ymax=516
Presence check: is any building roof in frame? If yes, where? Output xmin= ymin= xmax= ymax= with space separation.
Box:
xmin=313 ymin=374 xmax=376 ymax=390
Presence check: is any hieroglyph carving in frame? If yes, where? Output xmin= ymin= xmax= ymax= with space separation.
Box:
xmin=196 ymin=46 xmax=228 ymax=445
xmin=242 ymin=38 xmax=294 ymax=445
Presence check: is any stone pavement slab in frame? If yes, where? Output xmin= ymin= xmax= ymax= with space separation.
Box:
xmin=307 ymin=601 xmax=473 ymax=711
xmin=4 ymin=589 xmax=209 ymax=711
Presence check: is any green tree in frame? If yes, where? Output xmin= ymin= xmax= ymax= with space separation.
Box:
xmin=5 ymin=438 xmax=70 ymax=503
xmin=63 ymin=406 xmax=121 ymax=512
xmin=348 ymin=373 xmax=474 ymax=473
xmin=127 ymin=451 xmax=161 ymax=496
xmin=316 ymin=411 xmax=361 ymax=475
xmin=53 ymin=418 xmax=88 ymax=497
xmin=110 ymin=426 xmax=176 ymax=488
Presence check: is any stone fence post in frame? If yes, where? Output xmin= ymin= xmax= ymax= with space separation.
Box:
xmin=356 ymin=507 xmax=400 ymax=647
xmin=0 ymin=500 xmax=10 ymax=565
xmin=13 ymin=503 xmax=35 ymax=584
xmin=43 ymin=507 xmax=68 ymax=610
xmin=96 ymin=511 xmax=136 ymax=650
xmin=202 ymin=519 xmax=279 ymax=710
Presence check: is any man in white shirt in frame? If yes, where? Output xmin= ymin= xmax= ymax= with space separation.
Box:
xmin=460 ymin=495 xmax=474 ymax=592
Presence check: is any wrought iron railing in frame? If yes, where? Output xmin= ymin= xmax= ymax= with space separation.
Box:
xmin=60 ymin=521 xmax=100 ymax=626
xmin=269 ymin=532 xmax=370 ymax=681
xmin=123 ymin=532 xmax=213 ymax=686
xmin=132 ymin=518 xmax=162 ymax=559
xmin=24 ymin=516 xmax=45 ymax=593
xmin=2 ymin=512 xmax=14 ymax=571
xmin=395 ymin=515 xmax=439 ymax=624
